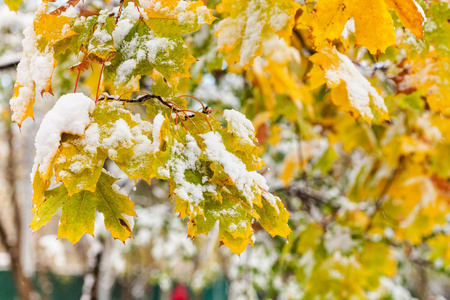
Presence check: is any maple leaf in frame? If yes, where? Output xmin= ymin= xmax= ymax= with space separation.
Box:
xmin=34 ymin=10 xmax=77 ymax=53
xmin=309 ymin=45 xmax=389 ymax=123
xmin=90 ymin=101 xmax=139 ymax=160
xmin=105 ymin=1 xmax=214 ymax=88
xmin=215 ymin=0 xmax=300 ymax=68
xmin=302 ymin=0 xmax=425 ymax=55
xmin=401 ymin=51 xmax=450 ymax=112
xmin=32 ymin=93 xmax=94 ymax=182
xmin=29 ymin=93 xmax=94 ymax=217
xmin=31 ymin=171 xmax=137 ymax=244
xmin=48 ymin=99 xmax=159 ymax=196
xmin=186 ymin=193 xmax=254 ymax=255
xmin=70 ymin=10 xmax=116 ymax=62
xmin=54 ymin=133 xmax=108 ymax=196
xmin=9 ymin=0 xmax=77 ymax=126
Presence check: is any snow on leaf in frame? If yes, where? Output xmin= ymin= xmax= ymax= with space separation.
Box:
xmin=10 ymin=82 xmax=36 ymax=127
xmin=70 ymin=10 xmax=116 ymax=62
xmin=34 ymin=6 xmax=77 ymax=53
xmin=31 ymin=170 xmax=137 ymax=244
xmin=309 ymin=45 xmax=389 ymax=123
xmin=88 ymin=11 xmax=116 ymax=60
xmin=114 ymin=113 xmax=160 ymax=183
xmin=91 ymin=101 xmax=139 ymax=161
xmin=105 ymin=0 xmax=214 ymax=87
xmin=49 ymin=99 xmax=156 ymax=196
xmin=9 ymin=0 xmax=77 ymax=126
xmin=141 ymin=0 xmax=215 ymax=35
xmin=187 ymin=194 xmax=254 ymax=255
xmin=302 ymin=0 xmax=424 ymax=55
xmin=223 ymin=109 xmax=257 ymax=147
xmin=32 ymin=93 xmax=94 ymax=182
xmin=200 ymin=131 xmax=267 ymax=207
xmin=53 ymin=131 xmax=107 ymax=196
xmin=105 ymin=18 xmax=182 ymax=86
xmin=255 ymin=192 xmax=291 ymax=238
xmin=215 ymin=0 xmax=300 ymax=68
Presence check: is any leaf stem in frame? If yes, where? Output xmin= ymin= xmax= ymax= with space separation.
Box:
xmin=95 ymin=60 xmax=106 ymax=105
xmin=74 ymin=49 xmax=88 ymax=93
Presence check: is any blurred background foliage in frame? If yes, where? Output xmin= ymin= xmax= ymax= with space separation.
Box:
xmin=1 ymin=0 xmax=450 ymax=299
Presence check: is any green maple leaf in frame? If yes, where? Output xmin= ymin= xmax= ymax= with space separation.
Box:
xmin=187 ymin=193 xmax=254 ymax=255
xmin=54 ymin=133 xmax=107 ymax=196
xmin=104 ymin=0 xmax=214 ymax=87
xmin=31 ymin=171 xmax=136 ymax=244
xmin=70 ymin=11 xmax=116 ymax=61
xmin=91 ymin=101 xmax=139 ymax=162
xmin=104 ymin=18 xmax=194 ymax=87
xmin=52 ymin=101 xmax=141 ymax=194
xmin=254 ymin=192 xmax=291 ymax=238
xmin=144 ymin=74 xmax=188 ymax=119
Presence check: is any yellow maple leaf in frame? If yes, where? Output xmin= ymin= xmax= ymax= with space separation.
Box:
xmin=309 ymin=45 xmax=389 ymax=123
xmin=34 ymin=13 xmax=77 ymax=51
xmin=401 ymin=52 xmax=450 ymax=113
xmin=9 ymin=84 xmax=36 ymax=126
xmin=216 ymin=0 xmax=300 ymax=68
xmin=248 ymin=34 xmax=303 ymax=110
xmin=303 ymin=0 xmax=424 ymax=55
xmin=10 ymin=0 xmax=76 ymax=126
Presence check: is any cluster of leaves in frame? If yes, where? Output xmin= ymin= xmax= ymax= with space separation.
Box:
xmin=7 ymin=0 xmax=292 ymax=255
xmin=214 ymin=0 xmax=450 ymax=298
xmin=6 ymin=0 xmax=450 ymax=298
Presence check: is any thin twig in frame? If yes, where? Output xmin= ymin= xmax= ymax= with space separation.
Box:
xmin=365 ymin=156 xmax=405 ymax=232
xmin=0 ymin=59 xmax=20 ymax=70
xmin=98 ymin=93 xmax=213 ymax=130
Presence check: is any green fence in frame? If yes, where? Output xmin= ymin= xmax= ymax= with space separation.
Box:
xmin=0 ymin=271 xmax=227 ymax=300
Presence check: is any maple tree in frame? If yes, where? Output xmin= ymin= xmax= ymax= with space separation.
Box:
xmin=3 ymin=0 xmax=450 ymax=298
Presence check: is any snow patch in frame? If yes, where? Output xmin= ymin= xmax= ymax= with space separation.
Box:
xmin=322 ymin=47 xmax=388 ymax=121
xmin=152 ymin=113 xmax=165 ymax=151
xmin=223 ymin=109 xmax=256 ymax=145
xmin=32 ymin=93 xmax=94 ymax=180
xmin=200 ymin=131 xmax=268 ymax=205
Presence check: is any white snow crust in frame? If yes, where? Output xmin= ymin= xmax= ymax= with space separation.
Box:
xmin=10 ymin=26 xmax=55 ymax=123
xmin=223 ymin=109 xmax=256 ymax=145
xmin=32 ymin=93 xmax=94 ymax=179
xmin=200 ymin=131 xmax=268 ymax=205
xmin=323 ymin=47 xmax=388 ymax=121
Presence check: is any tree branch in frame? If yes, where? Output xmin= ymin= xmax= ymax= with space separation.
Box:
xmin=98 ymin=93 xmax=172 ymax=109
xmin=365 ymin=155 xmax=405 ymax=232
xmin=0 ymin=58 xmax=20 ymax=70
